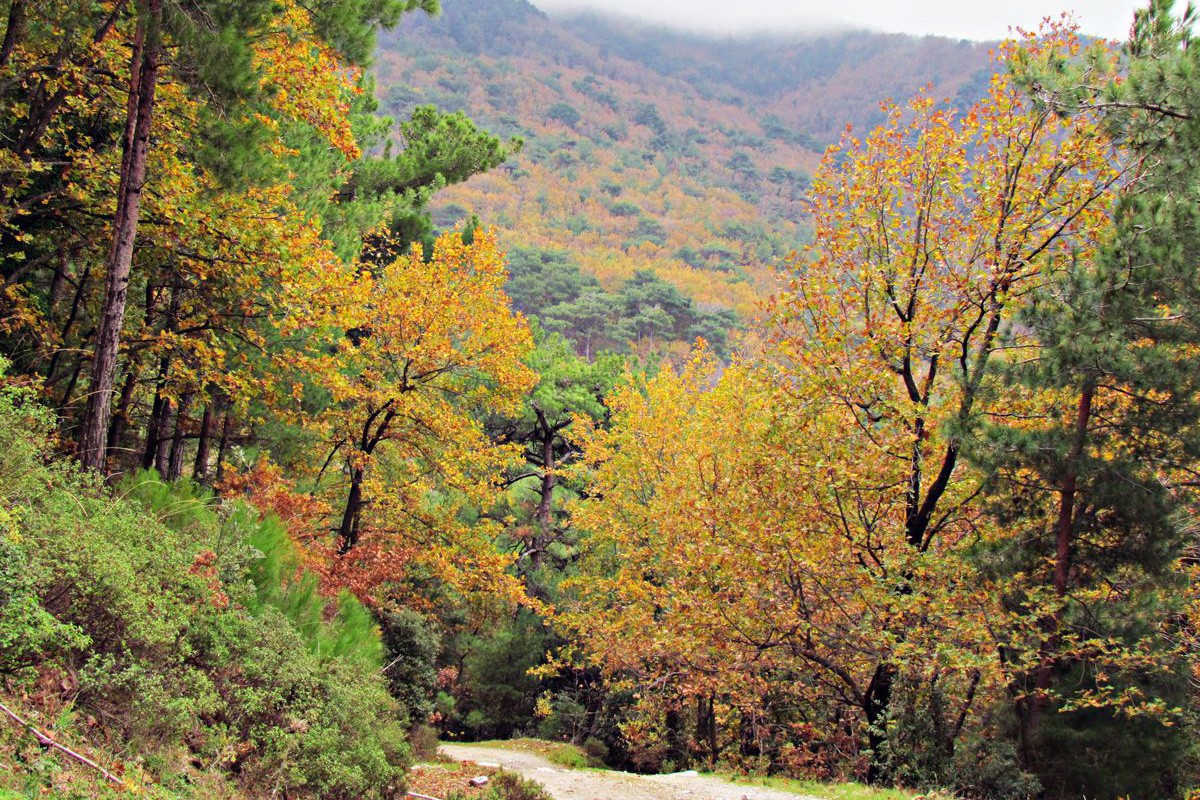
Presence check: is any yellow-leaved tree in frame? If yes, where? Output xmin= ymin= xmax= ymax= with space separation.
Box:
xmin=291 ymin=229 xmax=535 ymax=604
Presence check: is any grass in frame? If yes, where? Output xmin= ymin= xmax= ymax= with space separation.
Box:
xmin=711 ymin=771 xmax=945 ymax=800
xmin=460 ymin=738 xmax=598 ymax=769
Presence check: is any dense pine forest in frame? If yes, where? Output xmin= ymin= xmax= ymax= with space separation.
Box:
xmin=1 ymin=1 xmax=1199 ymax=799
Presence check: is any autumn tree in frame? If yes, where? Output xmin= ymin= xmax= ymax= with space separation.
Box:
xmin=74 ymin=0 xmax=439 ymax=470
xmin=298 ymin=229 xmax=534 ymax=557
xmin=767 ymin=33 xmax=1122 ymax=781
xmin=563 ymin=32 xmax=1123 ymax=786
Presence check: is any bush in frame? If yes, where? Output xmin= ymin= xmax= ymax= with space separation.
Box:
xmin=380 ymin=609 xmax=440 ymax=726
xmin=0 ymin=369 xmax=407 ymax=798
xmin=446 ymin=771 xmax=553 ymax=800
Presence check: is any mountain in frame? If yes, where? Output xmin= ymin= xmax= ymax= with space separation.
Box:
xmin=371 ymin=0 xmax=994 ymax=351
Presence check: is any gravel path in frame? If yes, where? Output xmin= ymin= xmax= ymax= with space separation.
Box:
xmin=437 ymin=743 xmax=822 ymax=800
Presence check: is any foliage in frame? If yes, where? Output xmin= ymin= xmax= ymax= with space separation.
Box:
xmin=555 ymin=24 xmax=1194 ymax=798
xmin=443 ymin=770 xmax=553 ymax=800
xmin=0 ymin=373 xmax=407 ymax=798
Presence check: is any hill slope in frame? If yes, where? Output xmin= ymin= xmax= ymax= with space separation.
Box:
xmin=372 ymin=0 xmax=994 ymax=346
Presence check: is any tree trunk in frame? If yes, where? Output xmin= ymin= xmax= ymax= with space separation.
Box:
xmin=43 ymin=265 xmax=91 ymax=394
xmin=78 ymin=0 xmax=162 ymax=472
xmin=665 ymin=707 xmax=686 ymax=768
xmin=153 ymin=398 xmax=174 ymax=476
xmin=214 ymin=406 xmax=233 ymax=484
xmin=166 ymin=391 xmax=192 ymax=480
xmin=105 ymin=361 xmax=141 ymax=466
xmin=0 ymin=0 xmax=26 ymax=69
xmin=338 ymin=467 xmax=365 ymax=554
xmin=532 ymin=413 xmax=556 ymax=572
xmin=193 ymin=397 xmax=217 ymax=483
xmin=336 ymin=404 xmax=397 ymax=554
xmin=1024 ymin=379 xmax=1095 ymax=766
xmin=141 ymin=351 xmax=171 ymax=471
xmin=702 ymin=694 xmax=718 ymax=765
xmin=57 ymin=354 xmax=85 ymax=419
xmin=864 ymin=663 xmax=896 ymax=784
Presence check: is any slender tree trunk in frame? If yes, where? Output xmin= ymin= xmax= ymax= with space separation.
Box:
xmin=78 ymin=0 xmax=162 ymax=472
xmin=193 ymin=396 xmax=217 ymax=482
xmin=214 ymin=406 xmax=233 ymax=484
xmin=105 ymin=361 xmax=141 ymax=463
xmin=141 ymin=351 xmax=171 ymax=471
xmin=1024 ymin=379 xmax=1095 ymax=766
xmin=166 ymin=391 xmax=192 ymax=480
xmin=45 ymin=250 xmax=66 ymax=324
xmin=532 ymin=412 xmax=556 ymax=573
xmin=58 ymin=355 xmax=85 ymax=416
xmin=43 ymin=265 xmax=91 ymax=393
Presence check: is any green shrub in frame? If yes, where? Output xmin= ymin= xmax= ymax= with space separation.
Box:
xmin=380 ymin=609 xmax=440 ymax=726
xmin=0 ymin=370 xmax=407 ymax=799
xmin=446 ymin=771 xmax=553 ymax=800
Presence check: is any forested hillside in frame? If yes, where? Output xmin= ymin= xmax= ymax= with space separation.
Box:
xmin=373 ymin=0 xmax=993 ymax=351
xmin=2 ymin=1 xmax=1200 ymax=800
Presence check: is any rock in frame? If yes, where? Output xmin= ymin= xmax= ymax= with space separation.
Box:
xmin=468 ymin=775 xmax=489 ymax=787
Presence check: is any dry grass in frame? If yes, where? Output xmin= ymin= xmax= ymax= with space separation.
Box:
xmin=407 ymin=760 xmax=500 ymax=799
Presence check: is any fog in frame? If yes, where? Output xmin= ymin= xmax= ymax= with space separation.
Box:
xmin=531 ymin=0 xmax=1145 ymax=41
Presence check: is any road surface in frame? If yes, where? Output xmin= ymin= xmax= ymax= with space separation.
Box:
xmin=437 ymin=743 xmax=823 ymax=800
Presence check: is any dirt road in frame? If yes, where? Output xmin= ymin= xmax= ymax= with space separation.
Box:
xmin=437 ymin=743 xmax=822 ymax=800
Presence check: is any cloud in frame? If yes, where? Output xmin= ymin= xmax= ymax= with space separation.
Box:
xmin=530 ymin=0 xmax=1143 ymax=41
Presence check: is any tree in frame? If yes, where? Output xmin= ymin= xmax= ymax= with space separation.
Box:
xmin=300 ymin=230 xmax=534 ymax=556
xmin=768 ymin=35 xmax=1122 ymax=779
xmin=76 ymin=0 xmax=439 ymax=470
xmin=487 ymin=330 xmax=622 ymax=595
xmin=967 ymin=6 xmax=1200 ymax=793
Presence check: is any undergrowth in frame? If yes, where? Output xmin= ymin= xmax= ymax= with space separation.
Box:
xmin=0 ymin=365 xmax=408 ymax=798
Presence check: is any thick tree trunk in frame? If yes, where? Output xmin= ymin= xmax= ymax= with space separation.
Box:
xmin=0 ymin=0 xmax=26 ymax=69
xmin=665 ymin=707 xmax=686 ymax=768
xmin=336 ymin=404 xmax=397 ymax=554
xmin=699 ymin=694 xmax=718 ymax=765
xmin=78 ymin=0 xmax=162 ymax=472
xmin=864 ymin=662 xmax=896 ymax=784
xmin=153 ymin=399 xmax=174 ymax=476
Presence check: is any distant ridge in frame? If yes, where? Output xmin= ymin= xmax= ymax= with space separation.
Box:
xmin=374 ymin=0 xmax=995 ymax=331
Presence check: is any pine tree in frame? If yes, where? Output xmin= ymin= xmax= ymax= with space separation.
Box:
xmin=974 ymin=4 xmax=1200 ymax=793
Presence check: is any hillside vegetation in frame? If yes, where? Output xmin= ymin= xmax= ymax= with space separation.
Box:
xmin=375 ymin=0 xmax=993 ymax=334
xmin=2 ymin=1 xmax=1200 ymax=799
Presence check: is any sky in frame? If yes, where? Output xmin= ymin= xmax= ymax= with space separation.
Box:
xmin=530 ymin=0 xmax=1147 ymax=41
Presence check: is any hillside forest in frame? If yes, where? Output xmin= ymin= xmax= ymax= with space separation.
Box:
xmin=1 ymin=1 xmax=1200 ymax=799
